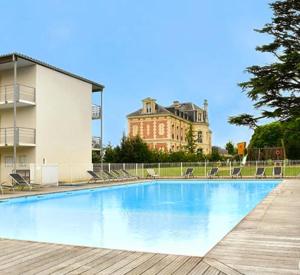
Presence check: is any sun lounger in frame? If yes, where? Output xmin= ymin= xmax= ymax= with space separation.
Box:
xmin=231 ymin=167 xmax=242 ymax=178
xmin=103 ymin=170 xmax=120 ymax=181
xmin=122 ymin=169 xmax=138 ymax=179
xmin=184 ymin=167 xmax=194 ymax=178
xmin=112 ymin=170 xmax=128 ymax=179
xmin=0 ymin=182 xmax=15 ymax=194
xmin=255 ymin=167 xmax=266 ymax=178
xmin=273 ymin=166 xmax=283 ymax=177
xmin=9 ymin=173 xmax=40 ymax=191
xmin=146 ymin=168 xmax=159 ymax=178
xmin=87 ymin=170 xmax=105 ymax=183
xmin=208 ymin=167 xmax=219 ymax=178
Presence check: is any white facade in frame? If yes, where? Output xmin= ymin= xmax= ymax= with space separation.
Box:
xmin=0 ymin=53 xmax=103 ymax=183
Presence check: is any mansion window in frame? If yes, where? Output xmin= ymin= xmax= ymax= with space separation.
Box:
xmin=198 ymin=113 xmax=202 ymax=122
xmin=197 ymin=131 xmax=203 ymax=143
xmin=146 ymin=103 xmax=152 ymax=113
xmin=158 ymin=123 xmax=165 ymax=135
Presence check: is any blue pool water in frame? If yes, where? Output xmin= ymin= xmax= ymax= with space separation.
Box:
xmin=0 ymin=180 xmax=279 ymax=256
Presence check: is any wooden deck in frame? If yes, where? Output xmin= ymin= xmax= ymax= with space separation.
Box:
xmin=207 ymin=179 xmax=300 ymax=274
xmin=0 ymin=238 xmax=237 ymax=275
xmin=0 ymin=179 xmax=299 ymax=274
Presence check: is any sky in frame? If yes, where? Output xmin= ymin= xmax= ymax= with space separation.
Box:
xmin=0 ymin=0 xmax=273 ymax=148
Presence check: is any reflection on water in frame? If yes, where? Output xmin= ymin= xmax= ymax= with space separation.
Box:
xmin=0 ymin=180 xmax=279 ymax=256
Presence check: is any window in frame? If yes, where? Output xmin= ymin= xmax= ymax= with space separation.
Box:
xmin=198 ymin=113 xmax=202 ymax=122
xmin=132 ymin=125 xmax=139 ymax=136
xmin=146 ymin=103 xmax=152 ymax=113
xmin=197 ymin=131 xmax=203 ymax=143
xmin=146 ymin=124 xmax=150 ymax=136
xmin=19 ymin=155 xmax=27 ymax=167
xmin=158 ymin=123 xmax=165 ymax=135
xmin=5 ymin=156 xmax=13 ymax=167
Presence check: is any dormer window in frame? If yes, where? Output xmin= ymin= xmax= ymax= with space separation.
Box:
xmin=146 ymin=102 xmax=152 ymax=113
xmin=198 ymin=112 xmax=202 ymax=122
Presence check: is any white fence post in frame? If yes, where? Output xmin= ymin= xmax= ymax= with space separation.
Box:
xmin=180 ymin=162 xmax=183 ymax=176
xmin=142 ymin=163 xmax=144 ymax=178
xmin=108 ymin=163 xmax=111 ymax=173
xmin=229 ymin=161 xmax=231 ymax=176
xmin=135 ymin=163 xmax=138 ymax=176
xmin=158 ymin=163 xmax=161 ymax=176
xmin=123 ymin=163 xmax=125 ymax=171
xmin=205 ymin=160 xmax=207 ymax=177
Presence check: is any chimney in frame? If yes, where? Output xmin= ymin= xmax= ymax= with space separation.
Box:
xmin=172 ymin=100 xmax=180 ymax=108
xmin=203 ymin=99 xmax=208 ymax=123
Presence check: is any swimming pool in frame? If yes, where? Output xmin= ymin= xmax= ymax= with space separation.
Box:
xmin=0 ymin=180 xmax=279 ymax=256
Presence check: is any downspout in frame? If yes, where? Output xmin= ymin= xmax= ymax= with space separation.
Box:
xmin=13 ymin=54 xmax=18 ymax=172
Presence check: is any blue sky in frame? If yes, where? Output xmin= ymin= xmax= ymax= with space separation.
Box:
xmin=0 ymin=0 xmax=273 ymax=148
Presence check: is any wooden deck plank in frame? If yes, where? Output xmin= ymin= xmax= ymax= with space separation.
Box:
xmin=75 ymin=251 xmax=132 ymax=274
xmin=2 ymin=245 xmax=78 ymax=274
xmin=203 ymin=258 xmax=243 ymax=275
xmin=0 ymin=243 xmax=62 ymax=270
xmin=112 ymin=253 xmax=155 ymax=275
xmin=42 ymin=248 xmax=111 ymax=274
xmin=141 ymin=254 xmax=179 ymax=274
xmin=156 ymin=255 xmax=189 ymax=274
xmin=70 ymin=249 xmax=124 ymax=274
xmin=188 ymin=261 xmax=210 ymax=275
xmin=172 ymin=257 xmax=203 ymax=275
xmin=125 ymin=254 xmax=167 ymax=275
xmin=22 ymin=246 xmax=92 ymax=275
xmin=203 ymin=266 xmax=221 ymax=275
xmin=99 ymin=251 xmax=144 ymax=274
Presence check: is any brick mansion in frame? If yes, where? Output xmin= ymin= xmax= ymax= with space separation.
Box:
xmin=127 ymin=98 xmax=212 ymax=154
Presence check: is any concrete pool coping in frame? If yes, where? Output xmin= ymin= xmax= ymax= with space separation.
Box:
xmin=0 ymin=179 xmax=299 ymax=274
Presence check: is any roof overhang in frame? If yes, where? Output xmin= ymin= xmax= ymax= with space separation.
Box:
xmin=0 ymin=53 xmax=104 ymax=92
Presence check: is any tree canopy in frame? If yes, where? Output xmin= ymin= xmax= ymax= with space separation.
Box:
xmin=248 ymin=118 xmax=300 ymax=159
xmin=229 ymin=0 xmax=300 ymax=127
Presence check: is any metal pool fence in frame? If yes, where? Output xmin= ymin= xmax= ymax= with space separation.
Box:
xmin=94 ymin=160 xmax=300 ymax=179
xmin=0 ymin=160 xmax=299 ymax=185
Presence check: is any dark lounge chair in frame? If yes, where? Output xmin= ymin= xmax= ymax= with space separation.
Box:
xmin=103 ymin=170 xmax=119 ymax=181
xmin=9 ymin=173 xmax=40 ymax=190
xmin=112 ymin=170 xmax=127 ymax=179
xmin=208 ymin=167 xmax=219 ymax=178
xmin=231 ymin=167 xmax=242 ymax=178
xmin=87 ymin=170 xmax=104 ymax=183
xmin=184 ymin=167 xmax=194 ymax=178
xmin=255 ymin=167 xmax=266 ymax=178
xmin=122 ymin=169 xmax=138 ymax=179
xmin=273 ymin=166 xmax=283 ymax=177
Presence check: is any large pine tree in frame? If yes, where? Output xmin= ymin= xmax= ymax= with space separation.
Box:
xmin=229 ymin=0 xmax=300 ymax=128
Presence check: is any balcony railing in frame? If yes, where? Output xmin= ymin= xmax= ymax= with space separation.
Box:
xmin=0 ymin=127 xmax=36 ymax=146
xmin=92 ymin=136 xmax=101 ymax=150
xmin=92 ymin=104 xmax=101 ymax=119
xmin=0 ymin=84 xmax=36 ymax=105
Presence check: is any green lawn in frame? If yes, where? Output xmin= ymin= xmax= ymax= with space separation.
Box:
xmin=126 ymin=164 xmax=300 ymax=178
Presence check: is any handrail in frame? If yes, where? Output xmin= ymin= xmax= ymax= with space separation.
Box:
xmin=0 ymin=127 xmax=36 ymax=145
xmin=92 ymin=104 xmax=101 ymax=119
xmin=0 ymin=83 xmax=35 ymax=103
xmin=92 ymin=136 xmax=101 ymax=149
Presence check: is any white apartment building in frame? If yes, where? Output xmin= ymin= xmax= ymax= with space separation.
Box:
xmin=0 ymin=53 xmax=104 ymax=184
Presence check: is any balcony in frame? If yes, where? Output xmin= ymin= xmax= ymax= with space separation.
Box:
xmin=92 ymin=104 xmax=101 ymax=119
xmin=0 ymin=84 xmax=36 ymax=109
xmin=92 ymin=136 xmax=101 ymax=150
xmin=0 ymin=127 xmax=36 ymax=147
